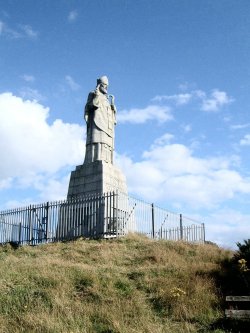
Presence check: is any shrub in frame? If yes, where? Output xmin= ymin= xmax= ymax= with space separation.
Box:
xmin=232 ymin=239 xmax=250 ymax=294
xmin=235 ymin=239 xmax=250 ymax=264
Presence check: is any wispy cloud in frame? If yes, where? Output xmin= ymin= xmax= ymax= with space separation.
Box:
xmin=65 ymin=75 xmax=81 ymax=91
xmin=240 ymin=134 xmax=250 ymax=146
xmin=152 ymin=93 xmax=192 ymax=105
xmin=19 ymin=87 xmax=44 ymax=101
xmin=0 ymin=20 xmax=38 ymax=39
xmin=68 ymin=10 xmax=78 ymax=22
xmin=181 ymin=124 xmax=192 ymax=133
xmin=21 ymin=74 xmax=35 ymax=83
xmin=0 ymin=20 xmax=20 ymax=38
xmin=19 ymin=24 xmax=38 ymax=39
xmin=230 ymin=123 xmax=250 ymax=130
xmin=152 ymin=133 xmax=174 ymax=146
xmin=0 ymin=21 xmax=4 ymax=35
xmin=0 ymin=177 xmax=12 ymax=190
xmin=118 ymin=105 xmax=173 ymax=124
xmin=152 ymin=89 xmax=234 ymax=112
xmin=178 ymin=82 xmax=190 ymax=91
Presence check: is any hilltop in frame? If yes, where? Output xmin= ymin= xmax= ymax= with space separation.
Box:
xmin=0 ymin=234 xmax=239 ymax=333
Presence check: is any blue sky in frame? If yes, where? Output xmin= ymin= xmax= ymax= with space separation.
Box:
xmin=0 ymin=0 xmax=250 ymax=248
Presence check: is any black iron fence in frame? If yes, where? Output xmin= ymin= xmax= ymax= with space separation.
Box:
xmin=0 ymin=192 xmax=205 ymax=246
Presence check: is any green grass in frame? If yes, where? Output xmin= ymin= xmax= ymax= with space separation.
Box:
xmin=0 ymin=234 xmax=235 ymax=332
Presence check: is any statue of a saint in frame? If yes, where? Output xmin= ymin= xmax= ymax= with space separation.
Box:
xmin=84 ymin=76 xmax=116 ymax=164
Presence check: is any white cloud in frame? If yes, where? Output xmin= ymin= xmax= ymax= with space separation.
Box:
xmin=118 ymin=105 xmax=173 ymax=124
xmin=65 ymin=75 xmax=81 ymax=91
xmin=0 ymin=21 xmax=4 ymax=34
xmin=230 ymin=123 xmax=250 ymax=130
xmin=152 ymin=89 xmax=233 ymax=112
xmin=3 ymin=199 xmax=33 ymax=210
xmin=193 ymin=90 xmax=206 ymax=99
xmin=240 ymin=134 xmax=250 ymax=146
xmin=205 ymin=209 xmax=250 ymax=249
xmin=152 ymin=93 xmax=192 ymax=105
xmin=0 ymin=21 xmax=38 ymax=39
xmin=181 ymin=124 xmax=192 ymax=132
xmin=21 ymin=74 xmax=35 ymax=83
xmin=0 ymin=93 xmax=85 ymax=200
xmin=19 ymin=24 xmax=38 ymax=39
xmin=0 ymin=21 xmax=20 ymax=38
xmin=116 ymin=140 xmax=250 ymax=209
xmin=152 ymin=133 xmax=174 ymax=146
xmin=19 ymin=87 xmax=44 ymax=101
xmin=68 ymin=10 xmax=78 ymax=22
xmin=31 ymin=174 xmax=70 ymax=202
xmin=178 ymin=82 xmax=189 ymax=91
xmin=201 ymin=89 xmax=234 ymax=112
xmin=0 ymin=178 xmax=12 ymax=190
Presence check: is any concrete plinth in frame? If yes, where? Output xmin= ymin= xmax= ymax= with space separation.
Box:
xmin=67 ymin=160 xmax=127 ymax=199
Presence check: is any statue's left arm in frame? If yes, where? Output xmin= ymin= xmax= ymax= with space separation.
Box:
xmin=109 ymin=94 xmax=117 ymax=125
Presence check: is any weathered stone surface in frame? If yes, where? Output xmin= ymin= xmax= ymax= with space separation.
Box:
xmin=84 ymin=75 xmax=116 ymax=164
xmin=67 ymin=160 xmax=127 ymax=199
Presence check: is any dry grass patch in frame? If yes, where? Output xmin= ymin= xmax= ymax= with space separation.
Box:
xmin=0 ymin=235 xmax=232 ymax=333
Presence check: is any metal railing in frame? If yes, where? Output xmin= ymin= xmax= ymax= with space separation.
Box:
xmin=0 ymin=191 xmax=205 ymax=246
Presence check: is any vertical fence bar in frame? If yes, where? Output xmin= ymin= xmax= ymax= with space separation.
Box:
xmin=115 ymin=191 xmax=118 ymax=237
xmin=18 ymin=222 xmax=22 ymax=245
xmin=29 ymin=206 xmax=32 ymax=245
xmin=202 ymin=223 xmax=205 ymax=243
xmin=180 ymin=214 xmax=183 ymax=240
xmin=151 ymin=203 xmax=155 ymax=239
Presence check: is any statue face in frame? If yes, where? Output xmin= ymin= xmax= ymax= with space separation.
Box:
xmin=99 ymin=82 xmax=108 ymax=94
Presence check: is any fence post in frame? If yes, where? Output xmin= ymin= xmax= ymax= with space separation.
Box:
xmin=115 ymin=190 xmax=118 ymax=238
xmin=202 ymin=223 xmax=205 ymax=243
xmin=29 ymin=205 xmax=33 ymax=245
xmin=180 ymin=214 xmax=183 ymax=240
xmin=45 ymin=202 xmax=49 ymax=241
xmin=18 ymin=222 xmax=22 ymax=245
xmin=151 ymin=203 xmax=155 ymax=239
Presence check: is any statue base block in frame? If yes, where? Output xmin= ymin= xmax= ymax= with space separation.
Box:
xmin=67 ymin=161 xmax=127 ymax=199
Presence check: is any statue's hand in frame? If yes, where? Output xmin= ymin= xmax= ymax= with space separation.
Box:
xmin=94 ymin=84 xmax=101 ymax=95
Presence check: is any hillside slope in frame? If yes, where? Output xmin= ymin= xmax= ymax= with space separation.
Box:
xmin=0 ymin=234 xmax=233 ymax=333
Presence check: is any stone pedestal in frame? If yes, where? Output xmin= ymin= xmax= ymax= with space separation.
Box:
xmin=63 ymin=161 xmax=128 ymax=238
xmin=67 ymin=160 xmax=127 ymax=199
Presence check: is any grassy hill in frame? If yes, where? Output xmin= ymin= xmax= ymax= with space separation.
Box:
xmin=0 ymin=234 xmax=240 ymax=333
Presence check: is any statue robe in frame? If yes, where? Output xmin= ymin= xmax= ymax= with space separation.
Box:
xmin=84 ymin=91 xmax=116 ymax=163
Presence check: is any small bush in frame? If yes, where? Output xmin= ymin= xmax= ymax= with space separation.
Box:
xmin=233 ymin=239 xmax=250 ymax=294
xmin=235 ymin=239 xmax=250 ymax=264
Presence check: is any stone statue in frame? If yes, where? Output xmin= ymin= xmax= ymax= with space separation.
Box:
xmin=84 ymin=76 xmax=116 ymax=164
xmin=67 ymin=76 xmax=127 ymax=199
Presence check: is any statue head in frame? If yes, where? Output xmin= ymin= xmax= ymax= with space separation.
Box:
xmin=97 ymin=76 xmax=109 ymax=94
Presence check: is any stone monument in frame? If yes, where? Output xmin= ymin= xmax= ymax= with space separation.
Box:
xmin=67 ymin=76 xmax=127 ymax=198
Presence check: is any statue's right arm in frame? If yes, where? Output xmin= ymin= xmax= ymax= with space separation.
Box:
xmin=84 ymin=92 xmax=95 ymax=123
xmin=92 ymin=94 xmax=101 ymax=108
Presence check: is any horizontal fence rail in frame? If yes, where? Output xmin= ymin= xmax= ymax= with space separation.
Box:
xmin=0 ymin=192 xmax=205 ymax=246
